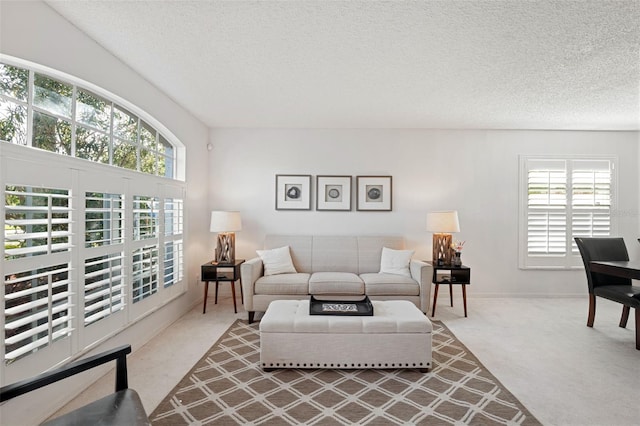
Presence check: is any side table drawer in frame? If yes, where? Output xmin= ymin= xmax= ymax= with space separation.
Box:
xmin=201 ymin=263 xmax=242 ymax=282
xmin=450 ymin=269 xmax=470 ymax=284
xmin=201 ymin=264 xmax=218 ymax=281
xmin=433 ymin=267 xmax=470 ymax=284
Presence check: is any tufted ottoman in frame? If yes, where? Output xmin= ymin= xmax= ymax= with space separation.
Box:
xmin=259 ymin=299 xmax=432 ymax=372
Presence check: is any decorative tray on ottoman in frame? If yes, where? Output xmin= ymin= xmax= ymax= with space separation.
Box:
xmin=309 ymin=295 xmax=374 ymax=316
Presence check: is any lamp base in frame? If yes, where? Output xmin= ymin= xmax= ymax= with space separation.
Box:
xmin=215 ymin=232 xmax=236 ymax=264
xmin=432 ymin=233 xmax=453 ymax=265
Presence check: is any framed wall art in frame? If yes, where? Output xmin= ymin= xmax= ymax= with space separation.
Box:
xmin=316 ymin=175 xmax=351 ymax=211
xmin=356 ymin=176 xmax=392 ymax=211
xmin=275 ymin=174 xmax=312 ymax=210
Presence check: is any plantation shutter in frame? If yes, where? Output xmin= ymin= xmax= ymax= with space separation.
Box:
xmin=85 ymin=192 xmax=125 ymax=247
xmin=520 ymin=156 xmax=614 ymax=268
xmin=526 ymin=159 xmax=567 ymax=256
xmin=4 ymin=187 xmax=73 ymax=259
xmin=83 ymin=252 xmax=125 ymax=327
xmin=4 ymin=185 xmax=74 ymax=363
xmin=132 ymin=245 xmax=159 ymax=303
xmin=570 ymin=159 xmax=612 ymax=253
xmin=133 ymin=195 xmax=159 ymax=240
xmin=131 ymin=194 xmax=159 ymax=304
xmin=163 ymin=197 xmax=183 ymax=288
xmin=83 ymin=192 xmax=126 ymax=327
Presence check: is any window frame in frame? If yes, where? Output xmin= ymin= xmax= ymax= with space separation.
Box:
xmin=518 ymin=155 xmax=617 ymax=269
xmin=0 ymin=55 xmax=184 ymax=181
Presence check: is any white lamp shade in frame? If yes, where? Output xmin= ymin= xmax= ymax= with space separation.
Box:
xmin=426 ymin=210 xmax=460 ymax=233
xmin=210 ymin=211 xmax=242 ymax=232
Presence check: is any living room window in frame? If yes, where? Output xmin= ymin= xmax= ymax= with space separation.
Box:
xmin=1 ymin=144 xmax=187 ymax=384
xmin=0 ymin=59 xmax=178 ymax=179
xmin=519 ymin=156 xmax=616 ymax=269
xmin=1 ymin=56 xmax=186 ymax=385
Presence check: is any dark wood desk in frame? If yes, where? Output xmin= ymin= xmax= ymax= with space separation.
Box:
xmin=589 ymin=260 xmax=640 ymax=280
xmin=201 ymin=259 xmax=245 ymax=314
xmin=428 ymin=262 xmax=471 ymax=318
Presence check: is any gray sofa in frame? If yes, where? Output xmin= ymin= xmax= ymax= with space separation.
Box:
xmin=240 ymin=235 xmax=433 ymax=323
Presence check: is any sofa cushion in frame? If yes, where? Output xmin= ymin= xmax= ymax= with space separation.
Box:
xmin=254 ymin=273 xmax=310 ymax=295
xmin=265 ymin=235 xmax=313 ymax=272
xmin=309 ymin=272 xmax=364 ymax=295
xmin=361 ymin=273 xmax=420 ymax=296
xmin=256 ymin=246 xmax=297 ymax=276
xmin=311 ymin=236 xmax=359 ymax=274
xmin=357 ymin=236 xmax=405 ymax=274
xmin=379 ymin=247 xmax=414 ymax=277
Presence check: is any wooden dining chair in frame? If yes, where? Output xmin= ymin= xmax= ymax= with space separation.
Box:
xmin=575 ymin=237 xmax=640 ymax=349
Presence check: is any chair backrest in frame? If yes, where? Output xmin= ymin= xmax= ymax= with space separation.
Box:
xmin=574 ymin=237 xmax=631 ymax=292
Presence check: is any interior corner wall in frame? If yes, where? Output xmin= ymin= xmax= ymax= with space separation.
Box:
xmin=0 ymin=1 xmax=210 ymax=423
xmin=209 ymin=128 xmax=639 ymax=297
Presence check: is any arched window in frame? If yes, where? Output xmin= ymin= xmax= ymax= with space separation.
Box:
xmin=0 ymin=59 xmax=180 ymax=179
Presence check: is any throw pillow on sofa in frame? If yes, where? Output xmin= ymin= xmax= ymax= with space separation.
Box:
xmin=256 ymin=245 xmax=297 ymax=276
xmin=379 ymin=247 xmax=414 ymax=277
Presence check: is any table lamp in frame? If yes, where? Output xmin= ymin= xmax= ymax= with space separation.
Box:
xmin=426 ymin=210 xmax=460 ymax=265
xmin=209 ymin=211 xmax=242 ymax=263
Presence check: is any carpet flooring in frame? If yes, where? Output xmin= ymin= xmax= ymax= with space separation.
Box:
xmin=151 ymin=319 xmax=540 ymax=425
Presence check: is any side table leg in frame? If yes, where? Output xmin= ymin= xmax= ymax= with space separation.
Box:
xmin=231 ymin=281 xmax=238 ymax=314
xmin=431 ymin=284 xmax=440 ymax=317
xmin=214 ymin=281 xmax=219 ymax=305
xmin=449 ymin=284 xmax=453 ymax=307
xmin=203 ymin=281 xmax=209 ymax=314
xmin=462 ymin=284 xmax=468 ymax=317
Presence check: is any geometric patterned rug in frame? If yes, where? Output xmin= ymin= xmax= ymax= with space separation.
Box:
xmin=150 ymin=320 xmax=540 ymax=425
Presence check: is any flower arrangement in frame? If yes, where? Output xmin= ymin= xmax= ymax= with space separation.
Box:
xmin=451 ymin=240 xmax=465 ymax=266
xmin=451 ymin=240 xmax=466 ymax=253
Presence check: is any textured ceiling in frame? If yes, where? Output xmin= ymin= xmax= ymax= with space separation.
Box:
xmin=45 ymin=0 xmax=640 ymax=130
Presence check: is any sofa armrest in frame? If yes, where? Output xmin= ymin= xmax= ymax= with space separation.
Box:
xmin=410 ymin=260 xmax=433 ymax=314
xmin=240 ymin=257 xmax=264 ymax=311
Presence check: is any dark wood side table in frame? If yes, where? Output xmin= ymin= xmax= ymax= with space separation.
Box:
xmin=201 ymin=259 xmax=245 ymax=314
xmin=428 ymin=261 xmax=471 ymax=318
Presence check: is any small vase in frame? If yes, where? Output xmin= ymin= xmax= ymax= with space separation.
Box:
xmin=452 ymin=252 xmax=462 ymax=267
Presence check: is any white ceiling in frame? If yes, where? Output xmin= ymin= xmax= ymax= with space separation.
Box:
xmin=46 ymin=0 xmax=640 ymax=130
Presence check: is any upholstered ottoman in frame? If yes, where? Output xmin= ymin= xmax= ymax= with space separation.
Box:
xmin=259 ymin=299 xmax=432 ymax=372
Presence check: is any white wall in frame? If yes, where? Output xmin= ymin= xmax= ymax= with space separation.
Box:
xmin=0 ymin=1 xmax=210 ymax=423
xmin=209 ymin=128 xmax=639 ymax=296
